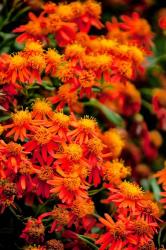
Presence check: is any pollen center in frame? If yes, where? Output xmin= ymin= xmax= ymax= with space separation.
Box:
xmin=119 ymin=182 xmax=143 ymax=199
xmin=63 ymin=176 xmax=81 ymax=190
xmin=64 ymin=143 xmax=82 ymax=160
xmin=12 ymin=110 xmax=32 ymax=126
xmin=34 ymin=127 xmax=53 ymax=144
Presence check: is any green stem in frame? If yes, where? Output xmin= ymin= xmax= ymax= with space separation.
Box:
xmin=77 ymin=234 xmax=99 ymax=250
xmin=142 ymin=100 xmax=152 ymax=112
xmin=84 ymin=98 xmax=124 ymax=127
xmin=89 ymin=187 xmax=105 ymax=196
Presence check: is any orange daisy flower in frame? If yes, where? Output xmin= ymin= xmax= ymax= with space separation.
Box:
xmin=49 ymin=112 xmax=70 ymax=139
xmin=96 ymin=213 xmax=129 ymax=250
xmin=38 ymin=205 xmax=71 ymax=232
xmin=128 ymin=218 xmax=158 ymax=246
xmin=49 ymin=84 xmax=79 ymax=111
xmin=13 ymin=12 xmax=48 ymax=43
xmin=5 ymin=110 xmax=32 ymax=141
xmin=45 ymin=49 xmax=62 ymax=76
xmin=31 ymin=99 xmax=53 ymax=120
xmin=7 ymin=53 xmax=30 ymax=84
xmin=48 ymin=167 xmax=89 ymax=204
xmin=53 ymin=143 xmax=89 ymax=172
xmin=103 ymin=181 xmax=144 ymax=212
xmin=68 ymin=116 xmax=98 ymax=144
xmin=24 ymin=125 xmax=61 ymax=164
xmin=0 ymin=140 xmax=28 ymax=174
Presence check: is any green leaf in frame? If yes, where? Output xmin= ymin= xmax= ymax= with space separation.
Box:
xmin=11 ymin=6 xmax=30 ymax=22
xmin=149 ymin=178 xmax=161 ymax=201
xmin=42 ymin=81 xmax=55 ymax=91
xmin=0 ymin=114 xmax=11 ymax=122
xmin=0 ymin=32 xmax=15 ymax=40
xmin=85 ymin=98 xmax=124 ymax=127
xmin=140 ymin=179 xmax=150 ymax=191
xmin=48 ymin=34 xmax=57 ymax=48
xmin=77 ymin=234 xmax=98 ymax=250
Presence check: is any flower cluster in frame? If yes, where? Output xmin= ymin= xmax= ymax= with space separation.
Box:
xmin=0 ymin=0 xmax=166 ymax=249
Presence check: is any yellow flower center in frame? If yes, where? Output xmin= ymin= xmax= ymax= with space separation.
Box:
xmin=65 ymin=43 xmax=85 ymax=58
xmin=103 ymin=129 xmax=124 ymax=158
xmin=38 ymin=166 xmax=53 ymax=181
xmin=87 ymin=138 xmax=104 ymax=154
xmin=52 ymin=206 xmax=70 ymax=225
xmin=11 ymin=54 xmax=26 ymax=68
xmin=129 ymin=46 xmax=144 ymax=64
xmin=58 ymin=84 xmax=77 ymax=101
xmin=63 ymin=175 xmax=81 ymax=190
xmin=119 ymin=181 xmax=143 ymax=199
xmin=84 ymin=0 xmax=101 ymax=17
xmin=46 ymin=239 xmax=64 ymax=250
xmin=12 ymin=110 xmax=32 ymax=126
xmin=112 ymin=221 xmax=126 ymax=240
xmin=24 ymin=41 xmax=43 ymax=53
xmin=46 ymin=49 xmax=62 ymax=63
xmin=7 ymin=142 xmax=23 ymax=155
xmin=78 ymin=70 xmax=95 ymax=88
xmin=53 ymin=112 xmax=70 ymax=127
xmin=79 ymin=117 xmax=97 ymax=131
xmin=103 ymin=160 xmax=130 ymax=184
xmin=29 ymin=55 xmax=46 ymax=71
xmin=32 ymin=99 xmax=52 ymax=115
xmin=64 ymin=143 xmax=82 ymax=161
xmin=56 ymin=63 xmax=74 ymax=81
xmin=19 ymin=162 xmax=34 ymax=175
xmin=134 ymin=220 xmax=151 ymax=235
xmin=72 ymin=199 xmax=94 ymax=218
xmin=34 ymin=126 xmax=53 ymax=144
xmin=56 ymin=4 xmax=74 ymax=21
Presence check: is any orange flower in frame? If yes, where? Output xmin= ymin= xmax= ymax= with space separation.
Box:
xmin=103 ymin=181 xmax=144 ymax=212
xmin=45 ymin=49 xmax=62 ymax=76
xmin=68 ymin=116 xmax=98 ymax=144
xmin=45 ymin=239 xmax=64 ymax=250
xmin=31 ymin=99 xmax=53 ymax=120
xmin=75 ymin=0 xmax=103 ymax=33
xmin=38 ymin=205 xmax=71 ymax=232
xmin=120 ymin=12 xmax=153 ymax=53
xmin=32 ymin=164 xmax=54 ymax=198
xmin=5 ymin=110 xmax=32 ymax=141
xmin=0 ymin=140 xmax=28 ymax=174
xmin=102 ymin=160 xmax=131 ymax=185
xmin=0 ymin=179 xmax=17 ymax=213
xmin=71 ymin=198 xmax=95 ymax=218
xmin=48 ymin=167 xmax=89 ymax=204
xmin=7 ymin=53 xmax=30 ymax=84
xmin=136 ymin=199 xmax=161 ymax=223
xmin=24 ymin=125 xmax=60 ymax=163
xmin=53 ymin=143 xmax=89 ymax=172
xmin=96 ymin=213 xmax=129 ymax=250
xmin=13 ymin=12 xmax=48 ymax=43
xmin=102 ymin=129 xmax=124 ymax=158
xmin=49 ymin=84 xmax=79 ymax=111
xmin=20 ymin=218 xmax=45 ymax=244
xmin=128 ymin=218 xmax=158 ymax=246
xmin=50 ymin=112 xmax=70 ymax=139
xmin=84 ymin=138 xmax=111 ymax=186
